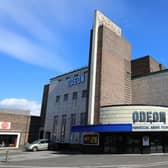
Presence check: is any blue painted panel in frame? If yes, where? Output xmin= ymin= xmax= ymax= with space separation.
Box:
xmin=72 ymin=124 xmax=132 ymax=132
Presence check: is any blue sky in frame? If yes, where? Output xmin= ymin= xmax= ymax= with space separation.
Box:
xmin=0 ymin=0 xmax=168 ymax=115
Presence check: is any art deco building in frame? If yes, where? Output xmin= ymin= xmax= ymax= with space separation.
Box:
xmin=42 ymin=10 xmax=168 ymax=154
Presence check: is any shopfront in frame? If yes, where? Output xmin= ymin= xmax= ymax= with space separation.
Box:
xmin=72 ymin=105 xmax=168 ymax=154
xmin=0 ymin=132 xmax=20 ymax=148
xmin=0 ymin=109 xmax=30 ymax=149
xmin=102 ymin=132 xmax=168 ymax=154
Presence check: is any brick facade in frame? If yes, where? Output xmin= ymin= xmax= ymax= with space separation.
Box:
xmin=132 ymin=70 xmax=168 ymax=106
xmin=90 ymin=25 xmax=131 ymax=123
xmin=131 ymin=56 xmax=165 ymax=77
xmin=0 ymin=109 xmax=30 ymax=147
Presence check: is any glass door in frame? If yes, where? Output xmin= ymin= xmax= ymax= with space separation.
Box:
xmin=103 ymin=135 xmax=122 ymax=153
xmin=150 ymin=135 xmax=163 ymax=153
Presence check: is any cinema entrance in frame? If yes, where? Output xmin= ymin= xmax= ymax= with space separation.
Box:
xmin=102 ymin=132 xmax=168 ymax=154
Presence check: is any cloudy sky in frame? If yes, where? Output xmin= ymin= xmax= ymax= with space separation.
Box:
xmin=0 ymin=0 xmax=168 ymax=115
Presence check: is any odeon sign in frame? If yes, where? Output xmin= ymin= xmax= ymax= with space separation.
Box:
xmin=132 ymin=111 xmax=166 ymax=123
xmin=68 ymin=74 xmax=85 ymax=86
xmin=100 ymin=105 xmax=168 ymax=132
xmin=132 ymin=111 xmax=168 ymax=131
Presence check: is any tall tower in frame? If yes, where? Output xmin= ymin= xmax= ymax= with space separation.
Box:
xmin=88 ymin=10 xmax=132 ymax=125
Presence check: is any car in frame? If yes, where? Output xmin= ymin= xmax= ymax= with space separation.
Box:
xmin=24 ymin=139 xmax=49 ymax=152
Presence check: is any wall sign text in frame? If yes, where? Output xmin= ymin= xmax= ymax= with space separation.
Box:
xmin=132 ymin=111 xmax=166 ymax=123
xmin=68 ymin=74 xmax=85 ymax=86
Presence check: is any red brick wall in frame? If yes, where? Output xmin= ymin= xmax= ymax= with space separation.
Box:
xmin=0 ymin=112 xmax=30 ymax=146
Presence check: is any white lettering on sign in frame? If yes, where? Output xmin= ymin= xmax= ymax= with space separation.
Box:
xmin=0 ymin=122 xmax=11 ymax=129
xmin=132 ymin=124 xmax=168 ymax=131
xmin=68 ymin=74 xmax=85 ymax=86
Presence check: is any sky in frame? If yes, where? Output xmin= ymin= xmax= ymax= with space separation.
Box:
xmin=0 ymin=0 xmax=168 ymax=116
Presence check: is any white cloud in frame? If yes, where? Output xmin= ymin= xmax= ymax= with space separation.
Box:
xmin=0 ymin=0 xmax=73 ymax=72
xmin=0 ymin=0 xmax=129 ymax=72
xmin=0 ymin=98 xmax=41 ymax=116
xmin=0 ymin=27 xmax=71 ymax=72
xmin=0 ymin=0 xmax=55 ymax=43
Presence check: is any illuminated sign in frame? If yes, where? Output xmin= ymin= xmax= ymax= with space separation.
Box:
xmin=83 ymin=134 xmax=99 ymax=145
xmin=0 ymin=122 xmax=11 ymax=129
xmin=68 ymin=74 xmax=85 ymax=86
xmin=132 ymin=111 xmax=168 ymax=131
xmin=132 ymin=111 xmax=166 ymax=123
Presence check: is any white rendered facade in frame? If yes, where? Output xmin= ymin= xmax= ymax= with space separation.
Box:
xmin=44 ymin=67 xmax=88 ymax=144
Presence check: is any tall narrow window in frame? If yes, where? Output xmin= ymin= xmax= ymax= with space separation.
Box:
xmin=60 ymin=115 xmax=66 ymax=142
xmin=70 ymin=114 xmax=76 ymax=128
xmin=64 ymin=94 xmax=68 ymax=101
xmin=80 ymin=112 xmax=87 ymax=125
xmin=56 ymin=95 xmax=60 ymax=103
xmin=52 ymin=115 xmax=58 ymax=133
xmin=72 ymin=92 xmax=78 ymax=100
xmin=52 ymin=116 xmax=58 ymax=141
xmin=82 ymin=90 xmax=87 ymax=98
xmin=70 ymin=114 xmax=76 ymax=143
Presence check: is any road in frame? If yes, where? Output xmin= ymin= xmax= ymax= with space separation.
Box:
xmin=1 ymin=151 xmax=168 ymax=167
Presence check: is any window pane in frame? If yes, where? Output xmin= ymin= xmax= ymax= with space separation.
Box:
xmin=82 ymin=90 xmax=87 ymax=98
xmin=72 ymin=92 xmax=78 ymax=100
xmin=64 ymin=94 xmax=68 ymax=101
xmin=56 ymin=96 xmax=60 ymax=102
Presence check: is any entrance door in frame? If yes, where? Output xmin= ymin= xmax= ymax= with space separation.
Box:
xmin=103 ymin=135 xmax=125 ymax=153
xmin=104 ymin=136 xmax=117 ymax=153
xmin=150 ymin=135 xmax=163 ymax=153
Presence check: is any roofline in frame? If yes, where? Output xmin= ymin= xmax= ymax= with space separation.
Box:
xmin=101 ymin=104 xmax=168 ymax=108
xmin=50 ymin=66 xmax=88 ymax=81
xmin=0 ymin=108 xmax=30 ymax=116
xmin=131 ymin=55 xmax=150 ymax=62
xmin=132 ymin=69 xmax=168 ymax=79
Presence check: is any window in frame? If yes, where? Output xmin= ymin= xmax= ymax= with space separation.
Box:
xmin=74 ymin=74 xmax=78 ymax=77
xmin=52 ymin=116 xmax=58 ymax=141
xmin=80 ymin=112 xmax=87 ymax=125
xmin=84 ymin=71 xmax=87 ymax=78
xmin=82 ymin=90 xmax=87 ymax=98
xmin=60 ymin=115 xmax=66 ymax=142
xmin=52 ymin=115 xmax=58 ymax=133
xmin=72 ymin=92 xmax=78 ymax=100
xmin=70 ymin=114 xmax=76 ymax=143
xmin=40 ymin=140 xmax=48 ymax=144
xmin=64 ymin=94 xmax=68 ymax=101
xmin=70 ymin=114 xmax=76 ymax=127
xmin=56 ymin=96 xmax=60 ymax=103
xmin=58 ymin=79 xmax=62 ymax=82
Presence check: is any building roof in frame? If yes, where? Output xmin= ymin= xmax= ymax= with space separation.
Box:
xmin=0 ymin=108 xmax=30 ymax=116
xmin=50 ymin=66 xmax=88 ymax=81
xmin=132 ymin=68 xmax=168 ymax=79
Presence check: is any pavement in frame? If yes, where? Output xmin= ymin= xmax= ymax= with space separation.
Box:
xmin=1 ymin=151 xmax=168 ymax=168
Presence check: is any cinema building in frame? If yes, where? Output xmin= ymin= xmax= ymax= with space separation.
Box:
xmin=43 ymin=10 xmax=168 ymax=154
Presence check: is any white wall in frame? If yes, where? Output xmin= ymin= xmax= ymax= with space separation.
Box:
xmin=44 ymin=68 xmax=88 ymax=144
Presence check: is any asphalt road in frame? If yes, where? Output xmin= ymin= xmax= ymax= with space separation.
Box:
xmin=1 ymin=151 xmax=168 ymax=167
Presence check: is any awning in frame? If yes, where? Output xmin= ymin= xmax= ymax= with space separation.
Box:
xmin=72 ymin=124 xmax=132 ymax=132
